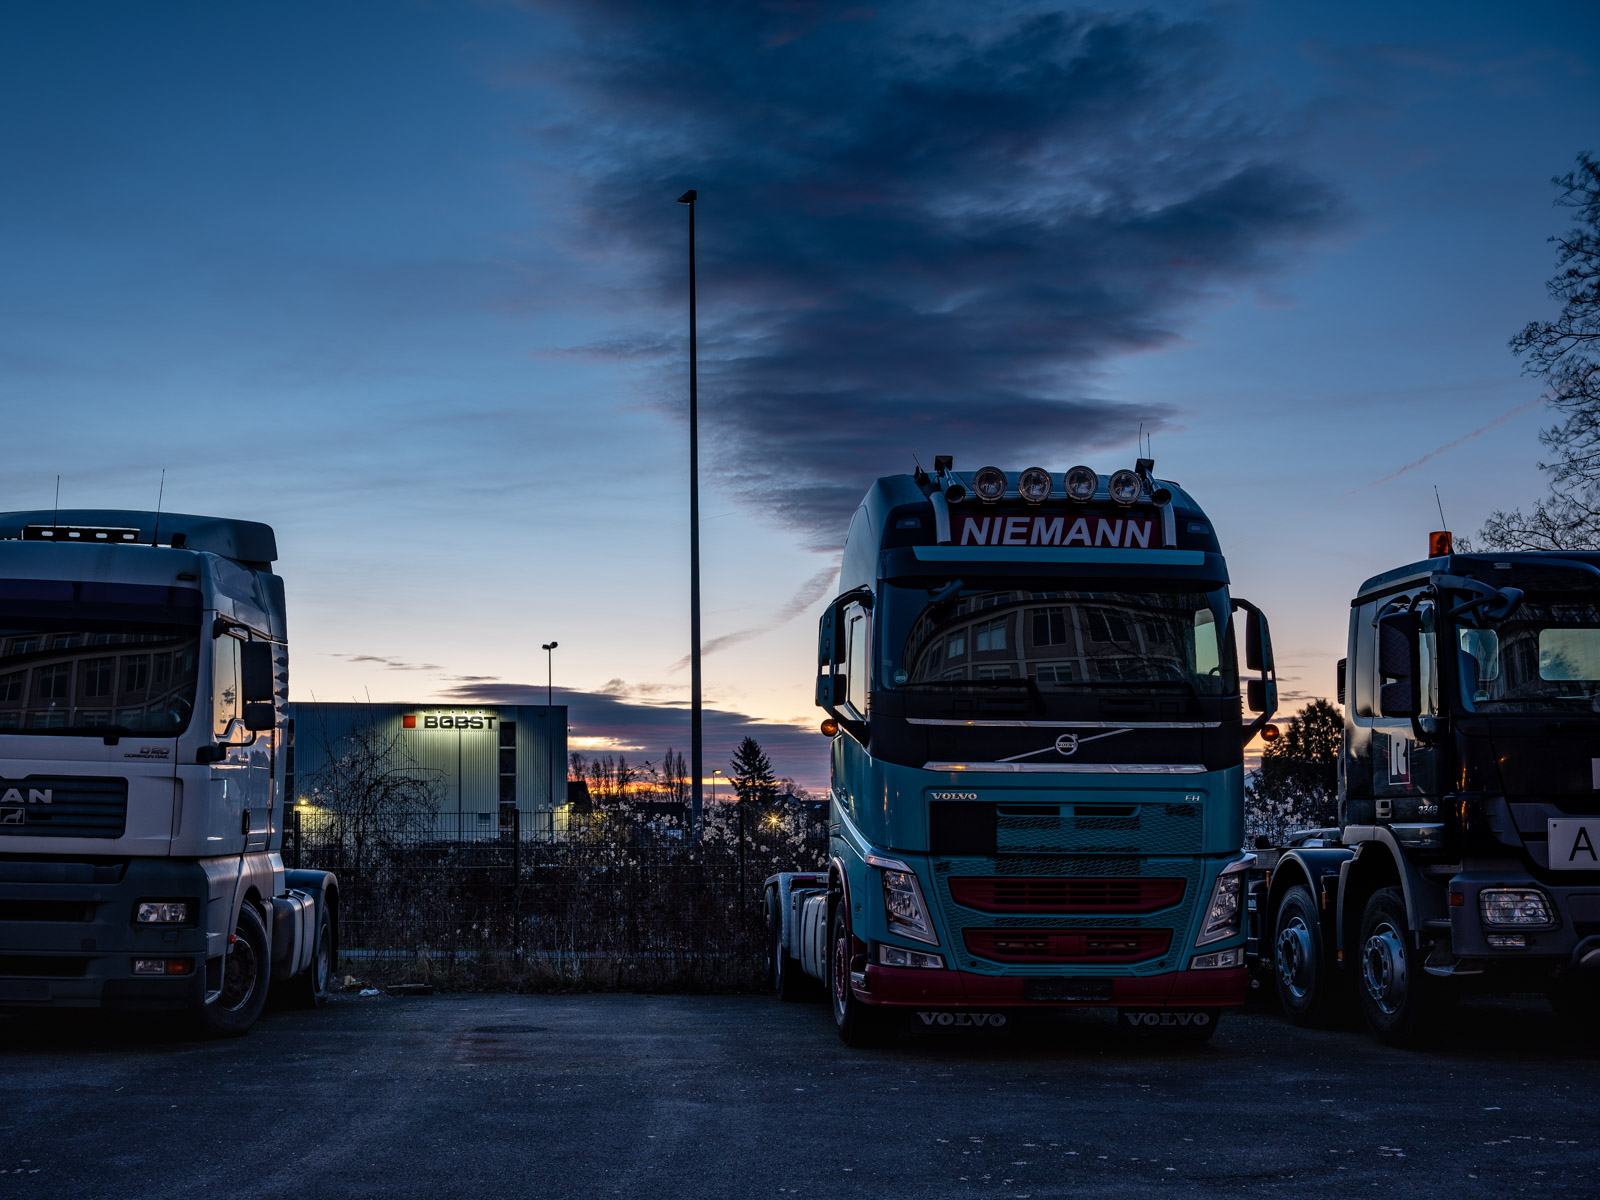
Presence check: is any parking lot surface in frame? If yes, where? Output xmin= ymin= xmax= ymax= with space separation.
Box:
xmin=1 ymin=991 xmax=1597 ymax=1198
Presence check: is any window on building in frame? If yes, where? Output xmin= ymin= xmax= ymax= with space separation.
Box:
xmin=1031 ymin=608 xmax=1069 ymax=646
xmin=0 ymin=672 xmax=21 ymax=703
xmin=976 ymin=664 xmax=1013 ymax=679
xmin=122 ymin=655 xmax=150 ymax=693
xmin=38 ymin=663 xmax=70 ymax=701
xmin=945 ymin=632 xmax=966 ymax=660
xmin=974 ymin=617 xmax=1008 ymax=653
xmin=81 ymin=658 xmax=113 ymax=699
xmin=1031 ymin=662 xmax=1074 ymax=684
xmin=1087 ymin=610 xmax=1130 ymax=644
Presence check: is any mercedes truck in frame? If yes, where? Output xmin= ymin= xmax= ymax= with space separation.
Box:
xmin=0 ymin=510 xmax=335 ymax=1035
xmin=1251 ymin=536 xmax=1600 ymax=1045
xmin=765 ymin=458 xmax=1277 ymax=1045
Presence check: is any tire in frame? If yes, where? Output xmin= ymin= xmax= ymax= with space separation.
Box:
xmin=1548 ymin=978 xmax=1600 ymax=1041
xmin=1273 ymin=885 xmax=1338 ymax=1026
xmin=1356 ymin=886 xmax=1453 ymax=1047
xmin=195 ymin=902 xmax=271 ymax=1037
xmin=829 ymin=903 xmax=897 ymax=1048
xmin=769 ymin=892 xmax=810 ymax=1003
xmin=287 ymin=903 xmax=333 ymax=1010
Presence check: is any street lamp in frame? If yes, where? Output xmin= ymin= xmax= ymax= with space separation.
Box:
xmin=541 ymin=641 xmax=558 ymax=815
xmin=711 ymin=768 xmax=721 ymax=805
xmin=677 ymin=188 xmax=703 ymax=836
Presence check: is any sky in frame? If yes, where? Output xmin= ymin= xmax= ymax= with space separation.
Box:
xmin=2 ymin=1 xmax=1597 ymax=793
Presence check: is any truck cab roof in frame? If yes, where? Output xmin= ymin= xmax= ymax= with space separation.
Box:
xmin=1355 ymin=550 xmax=1600 ymax=601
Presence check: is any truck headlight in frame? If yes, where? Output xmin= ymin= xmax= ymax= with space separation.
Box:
xmin=879 ymin=944 xmax=946 ymax=969
xmin=136 ymin=901 xmax=192 ymax=925
xmin=867 ymin=852 xmax=937 ymax=944
xmin=1196 ymin=868 xmax=1245 ymax=946
xmin=1479 ymin=889 xmax=1552 ymax=926
xmin=1190 ymin=947 xmax=1242 ymax=970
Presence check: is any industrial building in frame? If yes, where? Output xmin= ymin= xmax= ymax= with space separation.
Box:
xmin=286 ymin=702 xmax=568 ymax=838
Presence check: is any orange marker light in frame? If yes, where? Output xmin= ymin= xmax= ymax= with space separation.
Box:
xmin=1260 ymin=724 xmax=1280 ymax=742
xmin=1429 ymin=530 xmax=1454 ymax=557
xmin=819 ymin=718 xmax=839 ymax=737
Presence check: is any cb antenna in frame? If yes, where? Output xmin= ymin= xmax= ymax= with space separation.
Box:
xmin=53 ymin=475 xmax=60 ymax=532
xmin=1433 ymin=484 xmax=1448 ymax=530
xmin=151 ymin=469 xmax=166 ymax=547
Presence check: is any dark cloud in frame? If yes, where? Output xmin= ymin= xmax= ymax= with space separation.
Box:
xmin=534 ymin=0 xmax=1342 ymax=543
xmin=335 ymin=654 xmax=441 ymax=671
xmin=441 ymin=680 xmax=828 ymax=791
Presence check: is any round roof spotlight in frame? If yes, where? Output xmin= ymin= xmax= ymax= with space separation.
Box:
xmin=1108 ymin=469 xmax=1143 ymax=506
xmin=944 ymin=481 xmax=967 ymax=504
xmin=1063 ymin=465 xmax=1098 ymax=502
xmin=1151 ymin=486 xmax=1173 ymax=506
xmin=1018 ymin=467 xmax=1052 ymax=504
xmin=973 ymin=466 xmax=1007 ymax=503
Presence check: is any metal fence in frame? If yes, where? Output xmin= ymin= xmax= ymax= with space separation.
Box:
xmin=285 ymin=807 xmax=828 ymax=992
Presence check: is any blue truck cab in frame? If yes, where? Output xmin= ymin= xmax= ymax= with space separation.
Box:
xmin=766 ymin=459 xmax=1277 ymax=1044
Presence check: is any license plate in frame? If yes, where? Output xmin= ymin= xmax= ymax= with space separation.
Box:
xmin=1548 ymin=819 xmax=1600 ymax=870
xmin=1023 ymin=977 xmax=1113 ymax=1002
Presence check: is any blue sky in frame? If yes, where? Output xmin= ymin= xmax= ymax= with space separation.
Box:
xmin=2 ymin=1 xmax=1596 ymax=791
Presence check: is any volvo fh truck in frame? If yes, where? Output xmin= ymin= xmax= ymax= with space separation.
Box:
xmin=765 ymin=459 xmax=1277 ymax=1045
xmin=1253 ymin=537 xmax=1600 ymax=1045
xmin=0 ymin=510 xmax=335 ymax=1035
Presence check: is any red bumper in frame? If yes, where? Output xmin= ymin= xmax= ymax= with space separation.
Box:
xmin=859 ymin=964 xmax=1248 ymax=1009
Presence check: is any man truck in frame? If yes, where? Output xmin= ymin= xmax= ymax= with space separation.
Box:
xmin=1252 ymin=536 xmax=1600 ymax=1045
xmin=0 ymin=509 xmax=335 ymax=1035
xmin=765 ymin=459 xmax=1278 ymax=1045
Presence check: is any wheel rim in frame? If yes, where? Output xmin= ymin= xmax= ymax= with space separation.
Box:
xmin=217 ymin=926 xmax=260 ymax=1012
xmin=1275 ymin=916 xmax=1315 ymax=1002
xmin=1361 ymin=920 xmax=1408 ymax=1015
xmin=831 ymin=924 xmax=849 ymax=1021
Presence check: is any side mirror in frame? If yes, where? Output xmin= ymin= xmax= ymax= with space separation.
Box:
xmin=816 ymin=604 xmax=839 ymax=709
xmin=1247 ymin=677 xmax=1277 ymax=714
xmin=1245 ymin=606 xmax=1274 ymax=674
xmin=240 ymin=641 xmax=274 ymax=704
xmin=242 ymin=701 xmax=275 ymax=732
xmin=1376 ymin=612 xmax=1420 ymax=717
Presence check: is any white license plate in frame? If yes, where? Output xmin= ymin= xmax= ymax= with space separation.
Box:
xmin=1548 ymin=819 xmax=1600 ymax=870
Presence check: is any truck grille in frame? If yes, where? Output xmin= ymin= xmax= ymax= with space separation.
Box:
xmin=997 ymin=803 xmax=1203 ymax=855
xmin=948 ymin=876 xmax=1185 ymax=914
xmin=964 ymin=928 xmax=1171 ymax=964
xmin=0 ymin=777 xmax=128 ymax=838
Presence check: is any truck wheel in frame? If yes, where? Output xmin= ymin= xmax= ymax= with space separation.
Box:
xmin=1356 ymin=886 xmax=1452 ymax=1047
xmin=196 ymin=902 xmax=271 ymax=1037
xmin=829 ymin=904 xmax=896 ymax=1048
xmin=769 ymin=893 xmax=809 ymax=1002
xmin=287 ymin=903 xmax=333 ymax=1010
xmin=1273 ymin=885 xmax=1336 ymax=1026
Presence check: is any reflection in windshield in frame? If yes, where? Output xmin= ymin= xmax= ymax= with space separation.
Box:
xmin=884 ymin=584 xmax=1234 ymax=695
xmin=0 ymin=623 xmax=200 ymax=735
xmin=1458 ymin=599 xmax=1600 ymax=711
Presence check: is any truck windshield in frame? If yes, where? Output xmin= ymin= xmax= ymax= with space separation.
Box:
xmin=0 ymin=623 xmax=200 ymax=735
xmin=881 ymin=582 xmax=1236 ymax=695
xmin=1458 ymin=598 xmax=1600 ymax=713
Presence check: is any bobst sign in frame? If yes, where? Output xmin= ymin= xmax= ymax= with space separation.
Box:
xmin=404 ymin=713 xmax=498 ymax=730
xmin=955 ymin=513 xmax=1156 ymax=548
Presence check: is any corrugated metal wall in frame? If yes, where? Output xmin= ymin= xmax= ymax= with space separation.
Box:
xmin=287 ymin=702 xmax=567 ymax=838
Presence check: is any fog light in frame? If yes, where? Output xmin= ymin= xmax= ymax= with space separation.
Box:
xmin=879 ymin=944 xmax=946 ymax=969
xmin=973 ymin=466 xmax=1007 ymax=503
xmin=1486 ymin=934 xmax=1527 ymax=949
xmin=1017 ymin=467 xmax=1051 ymax=504
xmin=133 ymin=958 xmax=193 ymax=975
xmin=136 ymin=901 xmax=191 ymax=924
xmin=1108 ymin=468 xmax=1142 ymax=506
xmin=1479 ymin=889 xmax=1551 ymax=926
xmin=1063 ymin=465 xmax=1098 ymax=502
xmin=1190 ymin=947 xmax=1242 ymax=970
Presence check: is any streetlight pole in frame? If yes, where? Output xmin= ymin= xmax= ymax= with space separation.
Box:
xmin=541 ymin=641 xmax=558 ymax=815
xmin=676 ymin=188 xmax=703 ymax=836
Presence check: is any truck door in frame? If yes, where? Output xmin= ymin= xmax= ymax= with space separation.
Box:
xmin=209 ymin=632 xmax=272 ymax=851
xmin=1372 ymin=595 xmax=1440 ymax=824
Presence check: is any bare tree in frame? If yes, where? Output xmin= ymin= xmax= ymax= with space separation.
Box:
xmin=303 ymin=715 xmax=444 ymax=861
xmin=1479 ymin=153 xmax=1600 ymax=550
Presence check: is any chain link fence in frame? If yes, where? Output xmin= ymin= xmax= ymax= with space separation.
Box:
xmin=285 ymin=807 xmax=828 ymax=992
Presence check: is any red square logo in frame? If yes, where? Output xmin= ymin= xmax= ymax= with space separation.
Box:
xmin=402 ymin=715 xmax=416 ymax=729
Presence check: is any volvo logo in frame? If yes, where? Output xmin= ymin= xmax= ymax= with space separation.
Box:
xmin=1055 ymin=733 xmax=1079 ymax=756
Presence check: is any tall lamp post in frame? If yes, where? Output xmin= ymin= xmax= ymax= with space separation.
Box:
xmin=541 ymin=641 xmax=558 ymax=814
xmin=676 ymin=188 xmax=703 ymax=835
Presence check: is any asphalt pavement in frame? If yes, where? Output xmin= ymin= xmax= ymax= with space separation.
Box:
xmin=1 ymin=989 xmax=1596 ymax=1199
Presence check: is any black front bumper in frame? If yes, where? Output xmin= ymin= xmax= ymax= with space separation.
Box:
xmin=0 ymin=857 xmax=210 ymax=1010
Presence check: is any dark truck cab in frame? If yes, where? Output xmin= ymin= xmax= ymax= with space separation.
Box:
xmin=1252 ymin=544 xmax=1600 ymax=1044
